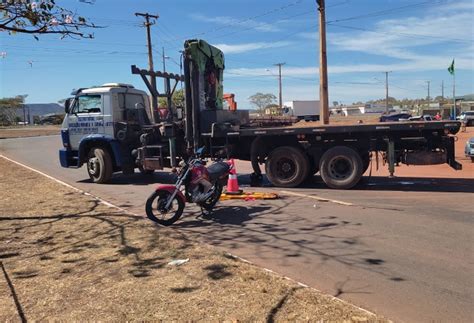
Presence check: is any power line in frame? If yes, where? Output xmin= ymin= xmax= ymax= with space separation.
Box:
xmin=161 ymin=0 xmax=308 ymax=47
xmin=327 ymin=23 xmax=472 ymax=44
xmin=327 ymin=0 xmax=446 ymax=24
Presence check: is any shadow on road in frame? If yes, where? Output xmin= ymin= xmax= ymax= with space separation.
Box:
xmin=175 ymin=199 xmax=405 ymax=285
xmin=77 ymin=171 xmax=177 ymax=186
xmin=238 ymin=174 xmax=474 ymax=194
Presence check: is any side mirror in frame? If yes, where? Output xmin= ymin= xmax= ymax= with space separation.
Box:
xmin=195 ymin=146 xmax=205 ymax=156
xmin=135 ymin=102 xmax=146 ymax=110
xmin=65 ymin=98 xmax=72 ymax=114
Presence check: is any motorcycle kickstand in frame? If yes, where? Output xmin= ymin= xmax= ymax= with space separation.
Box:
xmin=199 ymin=207 xmax=213 ymax=219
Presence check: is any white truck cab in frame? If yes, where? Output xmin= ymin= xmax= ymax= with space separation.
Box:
xmin=60 ymin=83 xmax=151 ymax=183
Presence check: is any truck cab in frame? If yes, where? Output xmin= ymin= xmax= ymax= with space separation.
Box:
xmin=60 ymin=83 xmax=152 ymax=183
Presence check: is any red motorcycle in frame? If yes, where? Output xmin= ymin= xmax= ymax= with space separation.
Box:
xmin=145 ymin=148 xmax=231 ymax=226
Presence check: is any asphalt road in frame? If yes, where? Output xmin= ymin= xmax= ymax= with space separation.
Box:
xmin=1 ymin=135 xmax=473 ymax=322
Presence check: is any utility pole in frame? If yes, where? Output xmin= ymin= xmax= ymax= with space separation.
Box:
xmin=135 ymin=12 xmax=159 ymax=122
xmin=162 ymin=47 xmax=167 ymax=73
xmin=384 ymin=71 xmax=391 ymax=113
xmin=441 ymin=80 xmax=444 ymax=101
xmin=162 ymin=47 xmax=173 ymax=113
xmin=317 ymin=0 xmax=329 ymax=124
xmin=274 ymin=63 xmax=285 ymax=109
xmin=426 ymin=81 xmax=431 ymax=107
xmin=452 ymin=73 xmax=456 ymax=119
xmin=22 ymin=104 xmax=26 ymax=126
xmin=179 ymin=50 xmax=184 ymax=90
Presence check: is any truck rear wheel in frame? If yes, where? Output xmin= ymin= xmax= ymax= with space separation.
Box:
xmin=319 ymin=146 xmax=363 ymax=189
xmin=87 ymin=147 xmax=113 ymax=183
xmin=265 ymin=146 xmax=309 ymax=188
xmin=138 ymin=165 xmax=155 ymax=175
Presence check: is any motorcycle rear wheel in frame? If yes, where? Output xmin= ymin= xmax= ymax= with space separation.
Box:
xmin=199 ymin=183 xmax=223 ymax=211
xmin=145 ymin=190 xmax=185 ymax=226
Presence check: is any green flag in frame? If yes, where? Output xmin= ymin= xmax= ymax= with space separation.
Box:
xmin=448 ymin=59 xmax=455 ymax=75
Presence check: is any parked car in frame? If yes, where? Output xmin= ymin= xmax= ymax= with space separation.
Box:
xmin=379 ymin=113 xmax=412 ymax=122
xmin=408 ymin=115 xmax=433 ymax=122
xmin=457 ymin=111 xmax=474 ymax=126
xmin=465 ymin=137 xmax=474 ymax=162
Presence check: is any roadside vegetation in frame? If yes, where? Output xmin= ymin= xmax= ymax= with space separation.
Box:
xmin=0 ymin=125 xmax=60 ymax=139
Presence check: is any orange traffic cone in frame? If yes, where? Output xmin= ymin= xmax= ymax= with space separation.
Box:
xmin=226 ymin=159 xmax=243 ymax=195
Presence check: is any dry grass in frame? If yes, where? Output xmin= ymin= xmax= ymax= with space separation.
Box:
xmin=0 ymin=157 xmax=386 ymax=321
xmin=0 ymin=125 xmax=60 ymax=139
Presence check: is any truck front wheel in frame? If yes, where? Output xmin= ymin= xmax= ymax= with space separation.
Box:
xmin=87 ymin=147 xmax=113 ymax=183
xmin=265 ymin=146 xmax=309 ymax=188
xmin=319 ymin=146 xmax=363 ymax=189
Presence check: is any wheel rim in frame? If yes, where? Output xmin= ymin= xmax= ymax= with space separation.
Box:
xmin=155 ymin=193 xmax=178 ymax=221
xmin=275 ymin=157 xmax=297 ymax=180
xmin=88 ymin=156 xmax=100 ymax=177
xmin=328 ymin=156 xmax=353 ymax=180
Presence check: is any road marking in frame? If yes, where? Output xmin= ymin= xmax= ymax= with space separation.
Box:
xmin=280 ymin=190 xmax=354 ymax=206
xmin=0 ymin=154 xmax=140 ymax=217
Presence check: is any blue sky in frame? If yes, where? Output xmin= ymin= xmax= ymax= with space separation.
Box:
xmin=1 ymin=0 xmax=473 ymax=107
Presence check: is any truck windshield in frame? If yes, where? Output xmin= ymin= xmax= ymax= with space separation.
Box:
xmin=72 ymin=95 xmax=102 ymax=114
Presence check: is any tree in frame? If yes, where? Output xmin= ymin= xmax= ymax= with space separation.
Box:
xmin=265 ymin=103 xmax=282 ymax=115
xmin=0 ymin=1 xmax=97 ymax=39
xmin=248 ymin=93 xmax=277 ymax=113
xmin=0 ymin=95 xmax=26 ymax=126
xmin=158 ymin=89 xmax=185 ymax=108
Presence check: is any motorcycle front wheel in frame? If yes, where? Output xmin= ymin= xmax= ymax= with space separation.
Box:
xmin=145 ymin=190 xmax=185 ymax=226
xmin=199 ymin=183 xmax=223 ymax=211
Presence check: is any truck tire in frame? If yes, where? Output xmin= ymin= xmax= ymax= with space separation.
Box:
xmin=311 ymin=161 xmax=320 ymax=175
xmin=265 ymin=146 xmax=309 ymax=188
xmin=138 ymin=165 xmax=155 ymax=175
xmin=319 ymin=146 xmax=363 ymax=189
xmin=87 ymin=147 xmax=113 ymax=183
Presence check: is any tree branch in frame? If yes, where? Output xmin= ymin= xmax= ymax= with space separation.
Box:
xmin=0 ymin=24 xmax=89 ymax=37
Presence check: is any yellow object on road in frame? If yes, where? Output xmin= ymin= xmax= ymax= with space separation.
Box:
xmin=220 ymin=192 xmax=279 ymax=201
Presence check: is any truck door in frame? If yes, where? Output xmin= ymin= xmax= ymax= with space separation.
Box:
xmin=68 ymin=94 xmax=104 ymax=150
xmin=102 ymin=93 xmax=114 ymax=138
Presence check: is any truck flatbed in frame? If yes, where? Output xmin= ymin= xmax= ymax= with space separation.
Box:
xmin=201 ymin=120 xmax=461 ymax=189
xmin=204 ymin=120 xmax=461 ymax=138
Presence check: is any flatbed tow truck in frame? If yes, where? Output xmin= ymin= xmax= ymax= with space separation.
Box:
xmin=60 ymin=39 xmax=462 ymax=189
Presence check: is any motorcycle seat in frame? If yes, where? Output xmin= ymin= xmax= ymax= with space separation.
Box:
xmin=207 ymin=162 xmax=230 ymax=181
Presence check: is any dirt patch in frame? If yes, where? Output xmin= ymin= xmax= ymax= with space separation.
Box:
xmin=0 ymin=126 xmax=60 ymax=139
xmin=0 ymin=157 xmax=386 ymax=321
